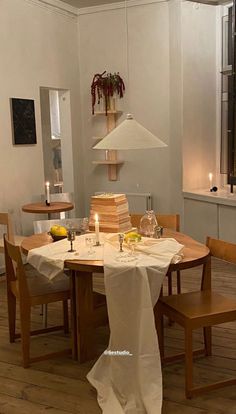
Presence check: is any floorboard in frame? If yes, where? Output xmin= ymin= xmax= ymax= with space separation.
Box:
xmin=0 ymin=257 xmax=235 ymax=413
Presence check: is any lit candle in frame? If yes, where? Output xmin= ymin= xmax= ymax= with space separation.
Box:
xmin=95 ymin=213 xmax=100 ymax=245
xmin=208 ymin=173 xmax=213 ymax=189
xmin=45 ymin=181 xmax=50 ymax=205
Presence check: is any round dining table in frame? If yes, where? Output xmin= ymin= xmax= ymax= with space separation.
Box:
xmin=22 ymin=201 xmax=74 ymax=220
xmin=21 ymin=229 xmax=210 ymax=363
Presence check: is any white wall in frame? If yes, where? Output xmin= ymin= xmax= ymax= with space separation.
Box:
xmin=78 ymin=0 xmax=218 ymax=220
xmin=0 ymin=0 xmax=219 ymax=245
xmin=182 ymin=2 xmax=217 ymax=190
xmin=0 ymin=0 xmax=81 ymax=236
xmin=78 ymin=2 xmax=171 ymax=215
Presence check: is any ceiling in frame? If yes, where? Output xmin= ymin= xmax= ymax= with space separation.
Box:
xmin=59 ymin=0 xmax=232 ymax=9
xmin=60 ymin=0 xmax=123 ymax=8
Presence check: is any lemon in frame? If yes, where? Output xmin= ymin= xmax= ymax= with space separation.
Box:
xmin=124 ymin=231 xmax=141 ymax=242
xmin=50 ymin=225 xmax=67 ymax=237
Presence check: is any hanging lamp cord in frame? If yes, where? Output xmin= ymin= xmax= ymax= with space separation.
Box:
xmin=125 ymin=0 xmax=131 ymax=118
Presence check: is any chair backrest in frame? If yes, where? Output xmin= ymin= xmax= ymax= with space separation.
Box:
xmin=33 ymin=217 xmax=89 ymax=234
xmin=207 ymin=236 xmax=236 ymax=264
xmin=0 ymin=213 xmax=15 ymax=247
xmin=4 ymin=234 xmax=29 ymax=297
xmin=130 ymin=213 xmax=180 ymax=232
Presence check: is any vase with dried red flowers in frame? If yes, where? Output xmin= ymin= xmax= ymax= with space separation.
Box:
xmin=91 ymin=71 xmax=125 ymax=115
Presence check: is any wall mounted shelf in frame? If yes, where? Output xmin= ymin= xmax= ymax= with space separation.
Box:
xmin=92 ymin=160 xmax=124 ymax=165
xmin=92 ymin=108 xmax=123 ymax=181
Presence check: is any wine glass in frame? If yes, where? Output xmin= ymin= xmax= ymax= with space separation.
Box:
xmin=81 ymin=218 xmax=89 ymax=234
xmin=127 ymin=237 xmax=139 ymax=257
xmin=115 ymin=234 xmax=139 ymax=263
xmin=85 ymin=235 xmax=95 ymax=255
xmin=67 ymin=229 xmax=76 ymax=252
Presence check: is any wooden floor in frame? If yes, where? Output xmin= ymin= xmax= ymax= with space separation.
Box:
xmin=0 ymin=258 xmax=235 ymax=413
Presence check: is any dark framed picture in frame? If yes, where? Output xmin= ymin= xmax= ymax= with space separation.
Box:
xmin=10 ymin=98 xmax=37 ymax=145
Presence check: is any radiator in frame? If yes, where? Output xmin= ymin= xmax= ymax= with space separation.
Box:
xmin=95 ymin=192 xmax=152 ymax=213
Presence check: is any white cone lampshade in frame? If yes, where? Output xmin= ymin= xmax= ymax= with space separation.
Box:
xmin=93 ymin=114 xmax=167 ymax=150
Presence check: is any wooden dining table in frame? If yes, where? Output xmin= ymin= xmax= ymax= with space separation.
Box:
xmin=21 ymin=229 xmax=210 ymax=363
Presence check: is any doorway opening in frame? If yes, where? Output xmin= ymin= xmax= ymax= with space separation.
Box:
xmin=40 ymin=87 xmax=74 ymax=196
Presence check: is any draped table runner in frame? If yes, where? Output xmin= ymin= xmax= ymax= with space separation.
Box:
xmin=27 ymin=233 xmax=184 ymax=413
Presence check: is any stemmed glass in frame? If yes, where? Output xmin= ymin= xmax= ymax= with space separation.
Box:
xmin=67 ymin=229 xmax=76 ymax=252
xmin=127 ymin=237 xmax=139 ymax=257
xmin=116 ymin=233 xmax=138 ymax=263
xmin=85 ymin=235 xmax=95 ymax=255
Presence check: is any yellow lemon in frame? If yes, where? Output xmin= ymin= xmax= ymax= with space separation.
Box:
xmin=50 ymin=225 xmax=67 ymax=237
xmin=124 ymin=231 xmax=141 ymax=242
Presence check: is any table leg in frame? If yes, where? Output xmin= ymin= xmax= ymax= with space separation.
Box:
xmin=70 ymin=270 xmax=78 ymax=360
xmin=75 ymin=271 xmax=95 ymax=363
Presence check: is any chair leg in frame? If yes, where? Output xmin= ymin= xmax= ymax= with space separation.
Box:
xmin=185 ymin=327 xmax=193 ymax=399
xmin=42 ymin=304 xmax=48 ymax=328
xmin=19 ymin=303 xmax=31 ymax=368
xmin=7 ymin=290 xmax=16 ymax=343
xmin=168 ymin=273 xmax=173 ymax=296
xmin=63 ymin=300 xmax=69 ymax=334
xmin=167 ymin=273 xmax=174 ymax=325
xmin=203 ymin=326 xmax=212 ymax=356
xmin=177 ymin=270 xmax=181 ymax=294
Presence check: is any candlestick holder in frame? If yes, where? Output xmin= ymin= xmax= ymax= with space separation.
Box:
xmin=45 ymin=200 xmax=50 ymax=206
xmin=67 ymin=229 xmax=76 ymax=252
xmin=118 ymin=233 xmax=124 ymax=252
xmin=95 ymin=241 xmax=101 ymax=246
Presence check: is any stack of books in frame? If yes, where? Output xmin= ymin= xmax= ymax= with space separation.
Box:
xmin=89 ymin=193 xmax=132 ymax=233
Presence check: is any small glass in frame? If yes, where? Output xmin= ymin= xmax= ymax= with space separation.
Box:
xmin=81 ymin=218 xmax=89 ymax=234
xmin=67 ymin=229 xmax=76 ymax=252
xmin=127 ymin=237 xmax=139 ymax=256
xmin=115 ymin=234 xmax=138 ymax=263
xmin=85 ymin=235 xmax=96 ymax=255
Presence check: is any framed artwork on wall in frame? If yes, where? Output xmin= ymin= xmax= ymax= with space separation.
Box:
xmin=10 ymin=98 xmax=37 ymax=145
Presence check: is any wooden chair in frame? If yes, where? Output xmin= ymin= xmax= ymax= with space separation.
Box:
xmin=4 ymin=234 xmax=71 ymax=368
xmin=130 ymin=213 xmax=181 ymax=295
xmin=0 ymin=212 xmax=25 ymax=253
xmin=156 ymin=236 xmax=236 ymax=398
xmin=33 ymin=217 xmax=88 ymax=328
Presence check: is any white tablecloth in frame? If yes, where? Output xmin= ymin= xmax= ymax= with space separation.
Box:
xmin=87 ymin=238 xmax=183 ymax=414
xmin=27 ymin=233 xmax=104 ymax=280
xmin=27 ymin=233 xmax=184 ymax=413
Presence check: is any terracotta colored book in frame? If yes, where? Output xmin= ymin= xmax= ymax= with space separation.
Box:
xmin=89 ymin=193 xmax=132 ymax=233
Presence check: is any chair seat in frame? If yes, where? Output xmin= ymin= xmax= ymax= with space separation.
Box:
xmin=160 ymin=290 xmax=236 ymax=320
xmin=25 ymin=264 xmax=70 ymax=297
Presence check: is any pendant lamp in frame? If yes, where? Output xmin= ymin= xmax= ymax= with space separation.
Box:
xmin=93 ymin=1 xmax=167 ymax=151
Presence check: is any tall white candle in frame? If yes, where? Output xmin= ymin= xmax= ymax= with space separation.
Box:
xmin=45 ymin=181 xmax=50 ymax=204
xmin=208 ymin=173 xmax=213 ymax=189
xmin=95 ymin=213 xmax=100 ymax=244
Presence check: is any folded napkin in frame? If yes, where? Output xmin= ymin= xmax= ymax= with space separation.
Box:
xmin=105 ymin=235 xmax=184 ymax=267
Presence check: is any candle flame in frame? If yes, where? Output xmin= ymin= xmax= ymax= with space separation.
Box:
xmin=208 ymin=173 xmax=213 ymax=181
xmin=95 ymin=213 xmax=99 ymax=222
xmin=45 ymin=181 xmax=50 ymax=187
